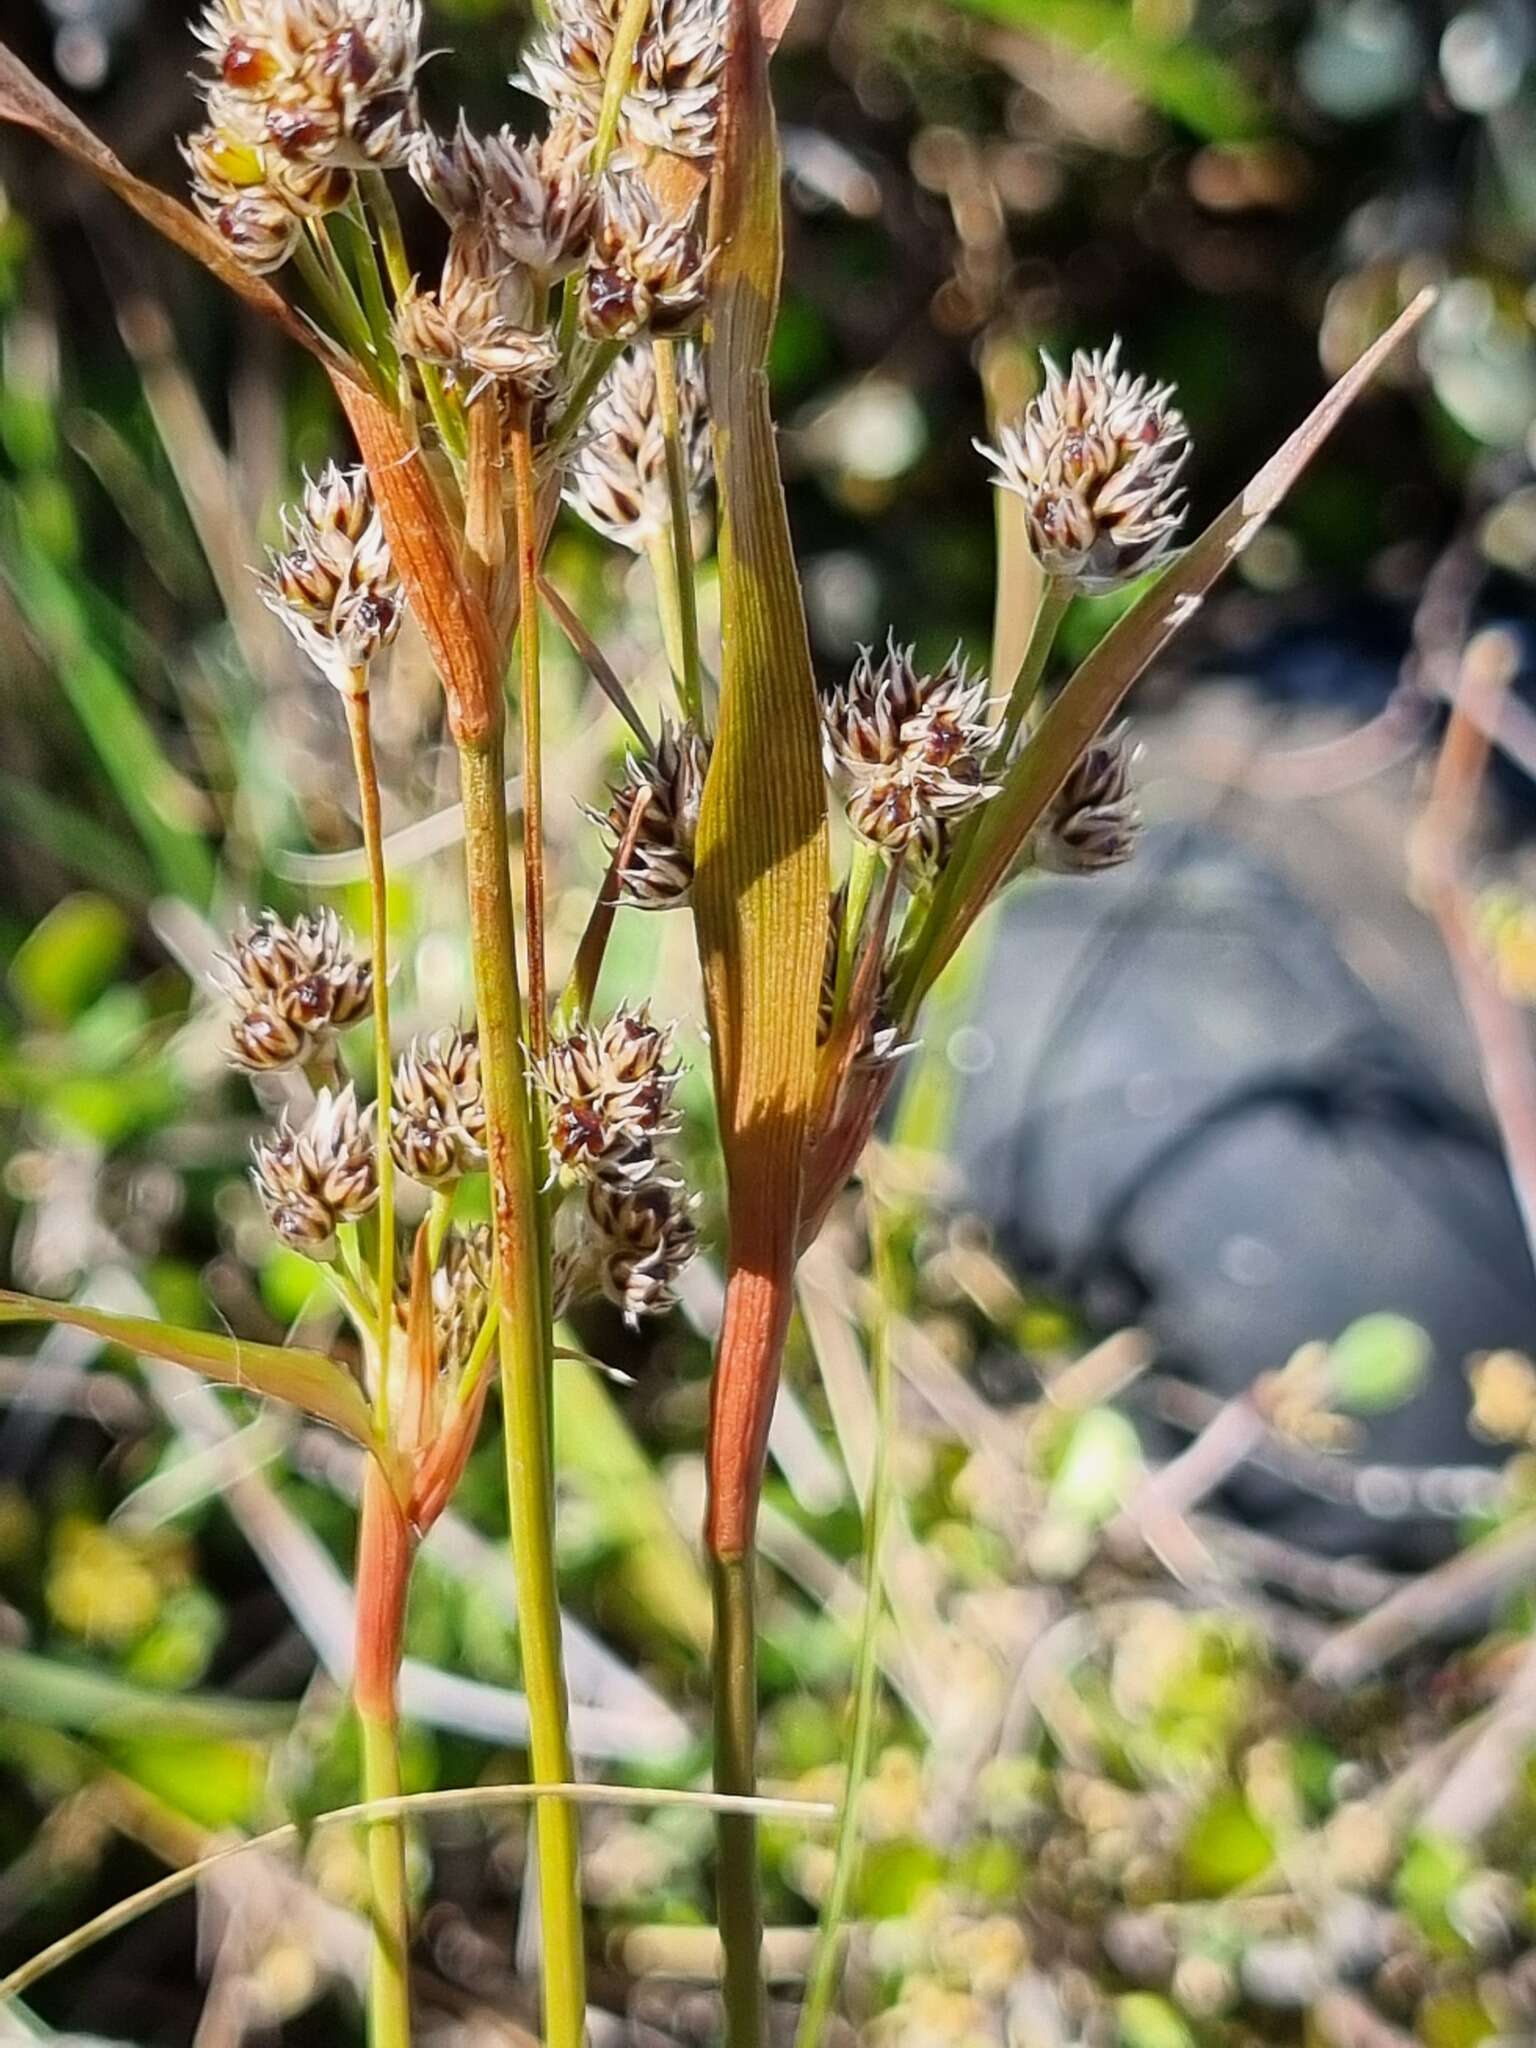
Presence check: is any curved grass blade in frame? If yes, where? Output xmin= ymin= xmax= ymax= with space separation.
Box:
xmin=0 ymin=1291 xmax=378 ymax=1453
xmin=0 ymin=43 xmax=330 ymax=364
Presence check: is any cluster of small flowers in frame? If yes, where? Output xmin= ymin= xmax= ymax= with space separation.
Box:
xmin=389 ymin=1028 xmax=487 ymax=1190
xmin=252 ymin=1078 xmax=377 ymax=1258
xmin=980 ymin=340 xmax=1189 ymax=594
xmin=814 ymin=341 xmax=1187 ymax=891
xmin=187 ymin=0 xmax=423 ymax=272
xmin=259 ymin=463 xmax=402 ymax=693
xmin=565 ymin=344 xmax=712 ymax=554
xmin=518 ymin=0 xmax=730 ymax=165
xmin=820 ymin=638 xmax=999 ymax=879
xmin=184 ymin=0 xmax=725 ymax=423
xmin=220 ymin=905 xmax=372 ymax=1072
xmin=535 ymin=1007 xmax=698 ymax=1324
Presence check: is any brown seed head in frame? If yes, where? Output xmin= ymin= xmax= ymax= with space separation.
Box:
xmin=821 ymin=638 xmax=999 ymax=872
xmin=565 ymin=343 xmax=711 ymax=554
xmin=196 ymin=0 xmax=423 ymax=170
xmin=515 ymin=0 xmax=620 ymax=139
xmin=624 ymin=0 xmax=729 ymax=161
xmin=259 ymin=463 xmax=402 ymax=691
xmin=1036 ymin=722 xmax=1141 ymax=874
xmin=584 ymin=1173 xmax=699 ymax=1325
xmin=535 ymin=1006 xmax=682 ymax=1185
xmin=591 ymin=719 xmax=712 ymax=911
xmin=395 ymin=232 xmax=559 ymax=402
xmin=221 ymin=907 xmax=372 ymax=1071
xmin=389 ymin=1027 xmax=488 ymax=1187
xmin=979 ymin=341 xmax=1189 ymax=590
xmin=580 ymin=175 xmax=710 ymax=343
xmin=251 ymin=1083 xmax=378 ymax=1258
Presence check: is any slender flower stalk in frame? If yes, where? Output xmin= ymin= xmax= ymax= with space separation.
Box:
xmin=995 ymin=575 xmax=1070 ymax=758
xmin=457 ymin=734 xmax=586 ymax=2048
xmin=795 ymin=1186 xmax=897 ymax=2048
xmin=652 ymin=335 xmax=706 ymax=730
xmin=712 ymin=1550 xmax=765 ymax=2048
xmin=509 ymin=403 xmax=549 ymax=1059
xmin=344 ymin=684 xmax=397 ymax=1369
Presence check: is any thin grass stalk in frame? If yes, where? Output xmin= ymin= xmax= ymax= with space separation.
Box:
xmin=995 ymin=574 xmax=1069 ymax=757
xmin=509 ymin=407 xmax=549 ymax=1058
xmin=343 ymin=686 xmax=395 ymax=1368
xmin=795 ymin=1189 xmax=897 ymax=2048
xmin=456 ymin=734 xmax=586 ymax=2048
xmin=652 ymin=336 xmax=706 ymax=730
xmin=711 ymin=1550 xmax=765 ymax=2048
xmin=353 ymin=1462 xmax=414 ymax=2048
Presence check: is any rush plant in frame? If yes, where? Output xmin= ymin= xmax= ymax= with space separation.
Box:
xmin=0 ymin=4 xmax=1431 ymax=2043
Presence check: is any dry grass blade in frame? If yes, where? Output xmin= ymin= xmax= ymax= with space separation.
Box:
xmin=0 ymin=1781 xmax=838 ymax=2006
xmin=0 ymin=1290 xmax=379 ymax=1456
xmin=904 ymin=288 xmax=1437 ymax=1008
xmin=695 ymin=0 xmax=829 ymax=1562
xmin=334 ymin=381 xmax=502 ymax=749
xmin=0 ymin=42 xmax=327 ymax=362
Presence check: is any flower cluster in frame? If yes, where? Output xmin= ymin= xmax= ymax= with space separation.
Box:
xmin=980 ymin=340 xmax=1189 ymax=591
xmin=518 ymin=0 xmax=730 ymax=165
xmin=580 ymin=176 xmax=710 ymax=342
xmin=221 ymin=907 xmax=372 ymax=1071
xmin=591 ymin=719 xmax=711 ymax=910
xmin=389 ymin=1028 xmax=488 ymax=1189
xmin=535 ymin=1006 xmax=682 ymax=1186
xmin=431 ymin=1224 xmax=493 ymax=1372
xmin=1036 ymin=721 xmax=1141 ymax=875
xmin=259 ymin=464 xmax=402 ymax=693
xmin=251 ymin=1083 xmax=378 ymax=1258
xmin=565 ymin=344 xmax=712 ymax=554
xmin=535 ymin=1007 xmax=697 ymax=1326
xmin=821 ymin=639 xmax=999 ymax=875
xmin=554 ymin=1174 xmax=699 ymax=1327
xmin=411 ymin=119 xmax=598 ymax=285
xmin=394 ymin=237 xmax=559 ymax=403
xmin=189 ymin=0 xmax=422 ymax=267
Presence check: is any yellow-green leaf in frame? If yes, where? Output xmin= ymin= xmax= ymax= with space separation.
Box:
xmin=694 ymin=0 xmax=829 ymax=1558
xmin=0 ymin=1291 xmax=378 ymax=1452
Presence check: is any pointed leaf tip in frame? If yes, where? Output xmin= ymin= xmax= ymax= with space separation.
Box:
xmin=0 ymin=1289 xmax=378 ymax=1451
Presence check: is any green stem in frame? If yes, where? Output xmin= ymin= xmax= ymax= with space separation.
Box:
xmin=334 ymin=205 xmax=399 ymax=382
xmin=509 ymin=412 xmax=549 ymax=1060
xmin=593 ymin=0 xmax=652 ymax=164
xmin=457 ymin=735 xmax=586 ymax=2048
xmin=712 ymin=1551 xmax=765 ymax=2048
xmin=651 ymin=338 xmax=705 ymax=731
xmin=361 ymin=170 xmax=412 ymax=301
xmin=794 ymin=1190 xmax=897 ymax=2048
xmin=345 ymin=688 xmax=397 ymax=1430
xmin=359 ymin=1713 xmax=411 ymax=2048
xmin=427 ymin=1188 xmax=454 ymax=1265
xmin=308 ymin=220 xmax=385 ymax=389
xmin=996 ymin=575 xmax=1070 ymax=758
xmin=831 ymin=843 xmax=881 ymax=1026
xmin=548 ymin=341 xmax=622 ymax=458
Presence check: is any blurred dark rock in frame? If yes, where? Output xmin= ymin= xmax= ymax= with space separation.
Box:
xmin=950 ymin=822 xmax=1531 ymax=1565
